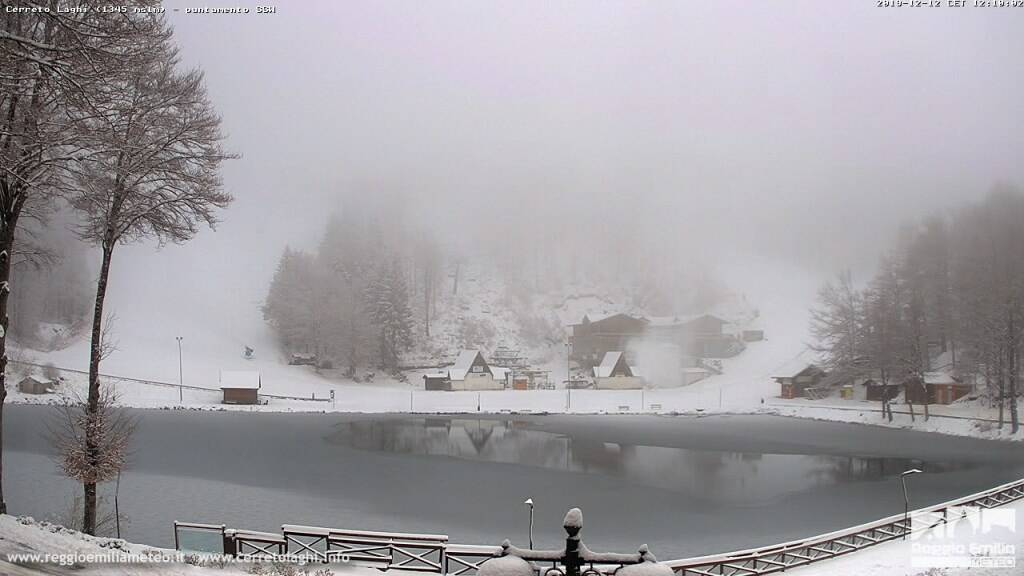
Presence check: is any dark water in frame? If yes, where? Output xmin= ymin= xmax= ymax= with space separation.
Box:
xmin=5 ymin=405 xmax=1024 ymax=559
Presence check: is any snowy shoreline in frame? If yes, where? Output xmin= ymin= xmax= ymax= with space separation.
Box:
xmin=8 ymin=390 xmax=1023 ymax=445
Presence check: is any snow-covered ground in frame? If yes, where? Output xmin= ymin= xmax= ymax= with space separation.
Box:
xmin=768 ymin=397 xmax=1023 ymax=442
xmin=0 ymin=514 xmax=237 ymax=575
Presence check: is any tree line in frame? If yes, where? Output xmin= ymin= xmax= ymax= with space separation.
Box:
xmin=263 ymin=201 xmax=443 ymax=376
xmin=1 ymin=2 xmax=233 ymax=534
xmin=812 ymin=187 xmax=1024 ymax=432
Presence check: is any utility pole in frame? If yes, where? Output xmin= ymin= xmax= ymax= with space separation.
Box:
xmin=176 ymin=336 xmax=184 ymax=403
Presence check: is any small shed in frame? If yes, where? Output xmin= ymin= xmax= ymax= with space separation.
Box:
xmin=773 ymin=359 xmax=826 ymax=399
xmin=593 ymin=351 xmax=644 ymax=390
xmin=18 ymin=376 xmax=54 ymax=395
xmin=423 ymin=372 xmax=450 ymax=391
xmin=220 ymin=370 xmax=261 ymax=405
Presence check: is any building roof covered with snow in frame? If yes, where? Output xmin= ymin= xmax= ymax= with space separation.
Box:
xmin=646 ymin=313 xmax=727 ymax=328
xmin=772 ymin=350 xmax=823 ymax=380
xmin=449 ymin=350 xmax=491 ymax=381
xmin=923 ymin=370 xmax=960 ymax=385
xmin=220 ymin=370 xmax=261 ymax=390
xmin=593 ymin=351 xmax=636 ymax=378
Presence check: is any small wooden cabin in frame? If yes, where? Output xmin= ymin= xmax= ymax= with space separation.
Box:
xmin=220 ymin=370 xmax=261 ymax=404
xmin=593 ymin=351 xmax=644 ymax=390
xmin=17 ymin=376 xmax=54 ymax=395
xmin=774 ymin=361 xmax=826 ymax=399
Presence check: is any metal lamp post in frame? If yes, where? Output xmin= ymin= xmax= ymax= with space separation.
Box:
xmin=176 ymin=336 xmax=184 ymax=403
xmin=565 ymin=341 xmax=571 ymax=412
xmin=901 ymin=468 xmax=923 ymax=540
xmin=523 ymin=498 xmax=534 ymax=548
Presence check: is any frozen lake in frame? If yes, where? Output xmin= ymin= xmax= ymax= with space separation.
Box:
xmin=6 ymin=405 xmax=1024 ymax=560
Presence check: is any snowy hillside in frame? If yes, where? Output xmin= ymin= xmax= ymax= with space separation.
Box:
xmin=5 ymin=247 xmax=820 ymax=416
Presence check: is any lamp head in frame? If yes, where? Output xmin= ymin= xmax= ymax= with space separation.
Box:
xmin=524 ymin=498 xmax=533 ymax=507
xmin=902 ymin=469 xmax=923 ymax=476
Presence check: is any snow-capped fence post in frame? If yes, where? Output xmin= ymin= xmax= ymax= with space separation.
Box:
xmin=223 ymin=529 xmax=237 ymax=557
xmin=480 ymin=507 xmax=659 ymax=576
xmin=563 ymin=507 xmax=582 ymax=576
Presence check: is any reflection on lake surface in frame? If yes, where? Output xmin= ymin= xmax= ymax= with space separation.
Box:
xmin=327 ymin=417 xmax=967 ymax=505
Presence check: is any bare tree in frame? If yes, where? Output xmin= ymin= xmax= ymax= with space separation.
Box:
xmin=0 ymin=1 xmax=163 ymax=516
xmin=48 ymin=385 xmax=136 ymax=535
xmin=67 ymin=21 xmax=234 ymax=534
xmin=809 ymin=270 xmax=863 ymax=377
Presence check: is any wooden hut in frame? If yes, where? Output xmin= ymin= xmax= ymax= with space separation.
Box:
xmin=773 ymin=359 xmax=825 ymax=399
xmin=17 ymin=376 xmax=53 ymax=395
xmin=220 ymin=370 xmax=261 ymax=404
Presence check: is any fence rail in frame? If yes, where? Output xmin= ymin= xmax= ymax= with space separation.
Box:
xmin=175 ymin=476 xmax=1024 ymax=576
xmin=10 ymin=360 xmax=220 ymax=392
xmin=12 ymin=359 xmax=331 ymax=403
xmin=665 ymin=476 xmax=1024 ymax=575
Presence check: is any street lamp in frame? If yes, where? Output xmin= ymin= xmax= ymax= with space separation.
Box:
xmin=901 ymin=468 xmax=923 ymax=540
xmin=523 ymin=498 xmax=534 ymax=548
xmin=565 ymin=341 xmax=571 ymax=412
xmin=175 ymin=336 xmax=184 ymax=403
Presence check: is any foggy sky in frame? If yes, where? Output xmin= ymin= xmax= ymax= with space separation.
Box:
xmin=98 ymin=0 xmax=1024 ymax=354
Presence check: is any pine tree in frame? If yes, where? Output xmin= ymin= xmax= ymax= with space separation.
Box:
xmin=263 ymin=247 xmax=318 ymax=351
xmin=365 ymin=259 xmax=414 ymax=371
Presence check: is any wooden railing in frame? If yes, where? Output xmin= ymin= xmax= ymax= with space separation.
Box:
xmin=665 ymin=477 xmax=1024 ymax=576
